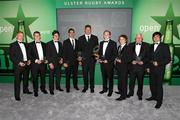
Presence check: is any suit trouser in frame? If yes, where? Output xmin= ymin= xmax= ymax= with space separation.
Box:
xmin=82 ymin=60 xmax=96 ymax=90
xmin=49 ymin=65 xmax=62 ymax=92
xmin=116 ymin=64 xmax=128 ymax=97
xmin=14 ymin=65 xmax=29 ymax=99
xmin=150 ymin=66 xmax=164 ymax=104
xmin=100 ymin=63 xmax=114 ymax=92
xmin=65 ymin=63 xmax=78 ymax=90
xmin=129 ymin=65 xmax=145 ymax=97
xmin=31 ymin=63 xmax=46 ymax=93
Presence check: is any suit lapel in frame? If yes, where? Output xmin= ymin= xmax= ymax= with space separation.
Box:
xmin=33 ymin=42 xmax=39 ymax=58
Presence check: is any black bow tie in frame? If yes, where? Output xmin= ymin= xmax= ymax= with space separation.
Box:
xmin=104 ymin=41 xmax=109 ymax=43
xmin=136 ymin=43 xmax=141 ymax=45
xmin=154 ymin=43 xmax=159 ymax=45
xmin=36 ymin=42 xmax=41 ymax=44
xmin=18 ymin=42 xmax=23 ymax=44
xmin=54 ymin=41 xmax=59 ymax=43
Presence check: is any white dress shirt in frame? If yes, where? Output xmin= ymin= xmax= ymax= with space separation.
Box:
xmin=35 ymin=41 xmax=44 ymax=60
xmin=85 ymin=34 xmax=91 ymax=42
xmin=18 ymin=41 xmax=27 ymax=61
xmin=69 ymin=38 xmax=75 ymax=49
xmin=120 ymin=44 xmax=126 ymax=51
xmin=135 ymin=43 xmax=141 ymax=56
xmin=154 ymin=41 xmax=160 ymax=52
xmin=103 ymin=40 xmax=109 ymax=56
xmin=53 ymin=40 xmax=59 ymax=53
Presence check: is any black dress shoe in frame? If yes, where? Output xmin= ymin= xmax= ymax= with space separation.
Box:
xmin=115 ymin=91 xmax=120 ymax=94
xmin=146 ymin=97 xmax=156 ymax=101
xmin=34 ymin=92 xmax=38 ymax=97
xmin=90 ymin=89 xmax=94 ymax=93
xmin=74 ymin=87 xmax=79 ymax=90
xmin=50 ymin=91 xmax=54 ymax=95
xmin=41 ymin=90 xmax=48 ymax=94
xmin=138 ymin=96 xmax=142 ymax=100
xmin=15 ymin=98 xmax=21 ymax=101
xmin=66 ymin=89 xmax=70 ymax=93
xmin=155 ymin=103 xmax=162 ymax=109
xmin=57 ymin=88 xmax=64 ymax=92
xmin=127 ymin=94 xmax=133 ymax=98
xmin=23 ymin=91 xmax=33 ymax=94
xmin=116 ymin=96 xmax=126 ymax=101
xmin=107 ymin=92 xmax=113 ymax=97
xmin=99 ymin=90 xmax=107 ymax=94
xmin=82 ymin=89 xmax=87 ymax=93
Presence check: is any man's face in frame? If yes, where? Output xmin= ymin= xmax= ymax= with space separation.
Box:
xmin=53 ymin=33 xmax=59 ymax=41
xmin=153 ymin=35 xmax=161 ymax=43
xmin=16 ymin=33 xmax=24 ymax=42
xmin=84 ymin=27 xmax=91 ymax=35
xmin=135 ymin=35 xmax=143 ymax=43
xmin=119 ymin=37 xmax=126 ymax=45
xmin=34 ymin=33 xmax=41 ymax=41
xmin=103 ymin=32 xmax=110 ymax=41
xmin=69 ymin=30 xmax=75 ymax=38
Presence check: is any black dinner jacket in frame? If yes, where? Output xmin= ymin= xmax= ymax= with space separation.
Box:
xmin=116 ymin=44 xmax=132 ymax=64
xmin=149 ymin=42 xmax=171 ymax=67
xmin=28 ymin=41 xmax=46 ymax=63
xmin=129 ymin=42 xmax=150 ymax=67
xmin=46 ymin=40 xmax=63 ymax=66
xmin=99 ymin=40 xmax=117 ymax=64
xmin=78 ymin=34 xmax=98 ymax=61
xmin=62 ymin=38 xmax=78 ymax=66
xmin=9 ymin=41 xmax=29 ymax=66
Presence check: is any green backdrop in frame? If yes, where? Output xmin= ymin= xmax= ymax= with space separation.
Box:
xmin=0 ymin=0 xmax=180 ymax=85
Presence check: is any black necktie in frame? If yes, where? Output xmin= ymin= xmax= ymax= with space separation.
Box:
xmin=72 ymin=40 xmax=75 ymax=49
xmin=87 ymin=36 xmax=90 ymax=41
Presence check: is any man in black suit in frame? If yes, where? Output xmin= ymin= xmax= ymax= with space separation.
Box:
xmin=9 ymin=31 xmax=32 ymax=101
xmin=115 ymin=35 xmax=132 ymax=101
xmin=146 ymin=32 xmax=171 ymax=109
xmin=127 ymin=33 xmax=150 ymax=100
xmin=63 ymin=28 xmax=79 ymax=93
xmin=46 ymin=30 xmax=64 ymax=95
xmin=28 ymin=31 xmax=48 ymax=97
xmin=99 ymin=30 xmax=117 ymax=97
xmin=78 ymin=25 xmax=99 ymax=93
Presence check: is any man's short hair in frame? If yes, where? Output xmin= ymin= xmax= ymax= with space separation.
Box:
xmin=52 ymin=30 xmax=60 ymax=36
xmin=85 ymin=24 xmax=91 ymax=29
xmin=103 ymin=30 xmax=111 ymax=35
xmin=16 ymin=31 xmax=24 ymax=35
xmin=68 ymin=28 xmax=75 ymax=33
xmin=152 ymin=32 xmax=162 ymax=38
xmin=119 ymin=34 xmax=128 ymax=43
xmin=33 ymin=31 xmax=41 ymax=36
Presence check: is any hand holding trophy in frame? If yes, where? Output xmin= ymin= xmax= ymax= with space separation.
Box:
xmin=93 ymin=45 xmax=100 ymax=60
xmin=77 ymin=51 xmax=83 ymax=65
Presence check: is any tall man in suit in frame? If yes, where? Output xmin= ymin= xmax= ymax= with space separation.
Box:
xmin=46 ymin=30 xmax=64 ymax=95
xmin=146 ymin=32 xmax=171 ymax=109
xmin=127 ymin=33 xmax=150 ymax=100
xmin=9 ymin=31 xmax=32 ymax=101
xmin=115 ymin=35 xmax=132 ymax=101
xmin=63 ymin=28 xmax=79 ymax=93
xmin=28 ymin=31 xmax=48 ymax=97
xmin=78 ymin=25 xmax=99 ymax=93
xmin=99 ymin=30 xmax=117 ymax=97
